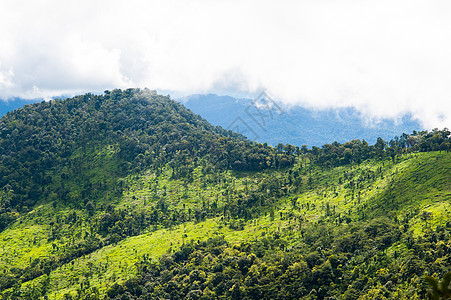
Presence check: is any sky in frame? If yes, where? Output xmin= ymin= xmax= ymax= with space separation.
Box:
xmin=0 ymin=0 xmax=450 ymax=129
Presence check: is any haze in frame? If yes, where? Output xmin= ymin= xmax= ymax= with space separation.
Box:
xmin=1 ymin=0 xmax=450 ymax=129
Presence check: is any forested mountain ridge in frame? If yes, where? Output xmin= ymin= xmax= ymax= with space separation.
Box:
xmin=0 ymin=89 xmax=449 ymax=299
xmin=0 ymin=88 xmax=295 ymax=230
xmin=0 ymin=93 xmax=422 ymax=148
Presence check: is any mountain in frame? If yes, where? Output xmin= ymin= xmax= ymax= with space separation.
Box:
xmin=1 ymin=94 xmax=422 ymax=148
xmin=0 ymin=98 xmax=42 ymax=116
xmin=180 ymin=93 xmax=422 ymax=146
xmin=0 ymin=89 xmax=449 ymax=299
xmin=0 ymin=88 xmax=294 ymax=227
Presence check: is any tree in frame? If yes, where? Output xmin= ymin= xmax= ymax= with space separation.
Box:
xmin=311 ymin=146 xmax=321 ymax=160
xmin=270 ymin=207 xmax=275 ymax=221
xmin=375 ymin=137 xmax=385 ymax=159
xmin=424 ymin=272 xmax=451 ymax=300
xmin=85 ymin=201 xmax=95 ymax=216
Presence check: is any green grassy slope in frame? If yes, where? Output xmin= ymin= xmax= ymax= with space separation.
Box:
xmin=363 ymin=152 xmax=450 ymax=234
xmin=1 ymin=151 xmax=448 ymax=299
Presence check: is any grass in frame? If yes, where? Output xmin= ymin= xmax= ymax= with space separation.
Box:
xmin=2 ymin=151 xmax=450 ymax=298
xmin=25 ymin=215 xmax=289 ymax=299
xmin=0 ymin=225 xmax=52 ymax=271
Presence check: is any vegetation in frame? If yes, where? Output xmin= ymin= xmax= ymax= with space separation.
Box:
xmin=0 ymin=89 xmax=449 ymax=299
xmin=0 ymin=88 xmax=295 ymax=230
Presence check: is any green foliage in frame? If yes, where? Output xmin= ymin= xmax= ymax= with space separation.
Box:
xmin=0 ymin=88 xmax=295 ymax=229
xmin=304 ymin=128 xmax=450 ymax=168
xmin=106 ymin=217 xmax=450 ymax=299
xmin=424 ymin=272 xmax=451 ymax=300
xmin=0 ymin=89 xmax=449 ymax=299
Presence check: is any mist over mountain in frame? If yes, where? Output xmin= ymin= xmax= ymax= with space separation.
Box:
xmin=180 ymin=94 xmax=423 ymax=147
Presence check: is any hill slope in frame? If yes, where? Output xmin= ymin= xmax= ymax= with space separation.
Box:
xmin=0 ymin=89 xmax=294 ymax=230
xmin=0 ymin=89 xmax=449 ymax=299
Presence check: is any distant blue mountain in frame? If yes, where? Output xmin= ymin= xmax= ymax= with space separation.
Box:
xmin=0 ymin=98 xmax=42 ymax=116
xmin=179 ymin=93 xmax=422 ymax=147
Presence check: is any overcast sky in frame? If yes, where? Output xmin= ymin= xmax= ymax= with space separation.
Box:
xmin=1 ymin=0 xmax=450 ymax=129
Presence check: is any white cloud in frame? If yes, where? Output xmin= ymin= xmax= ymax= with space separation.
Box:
xmin=0 ymin=0 xmax=450 ymax=128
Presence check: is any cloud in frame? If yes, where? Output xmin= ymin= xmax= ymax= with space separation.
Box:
xmin=0 ymin=0 xmax=450 ymax=129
